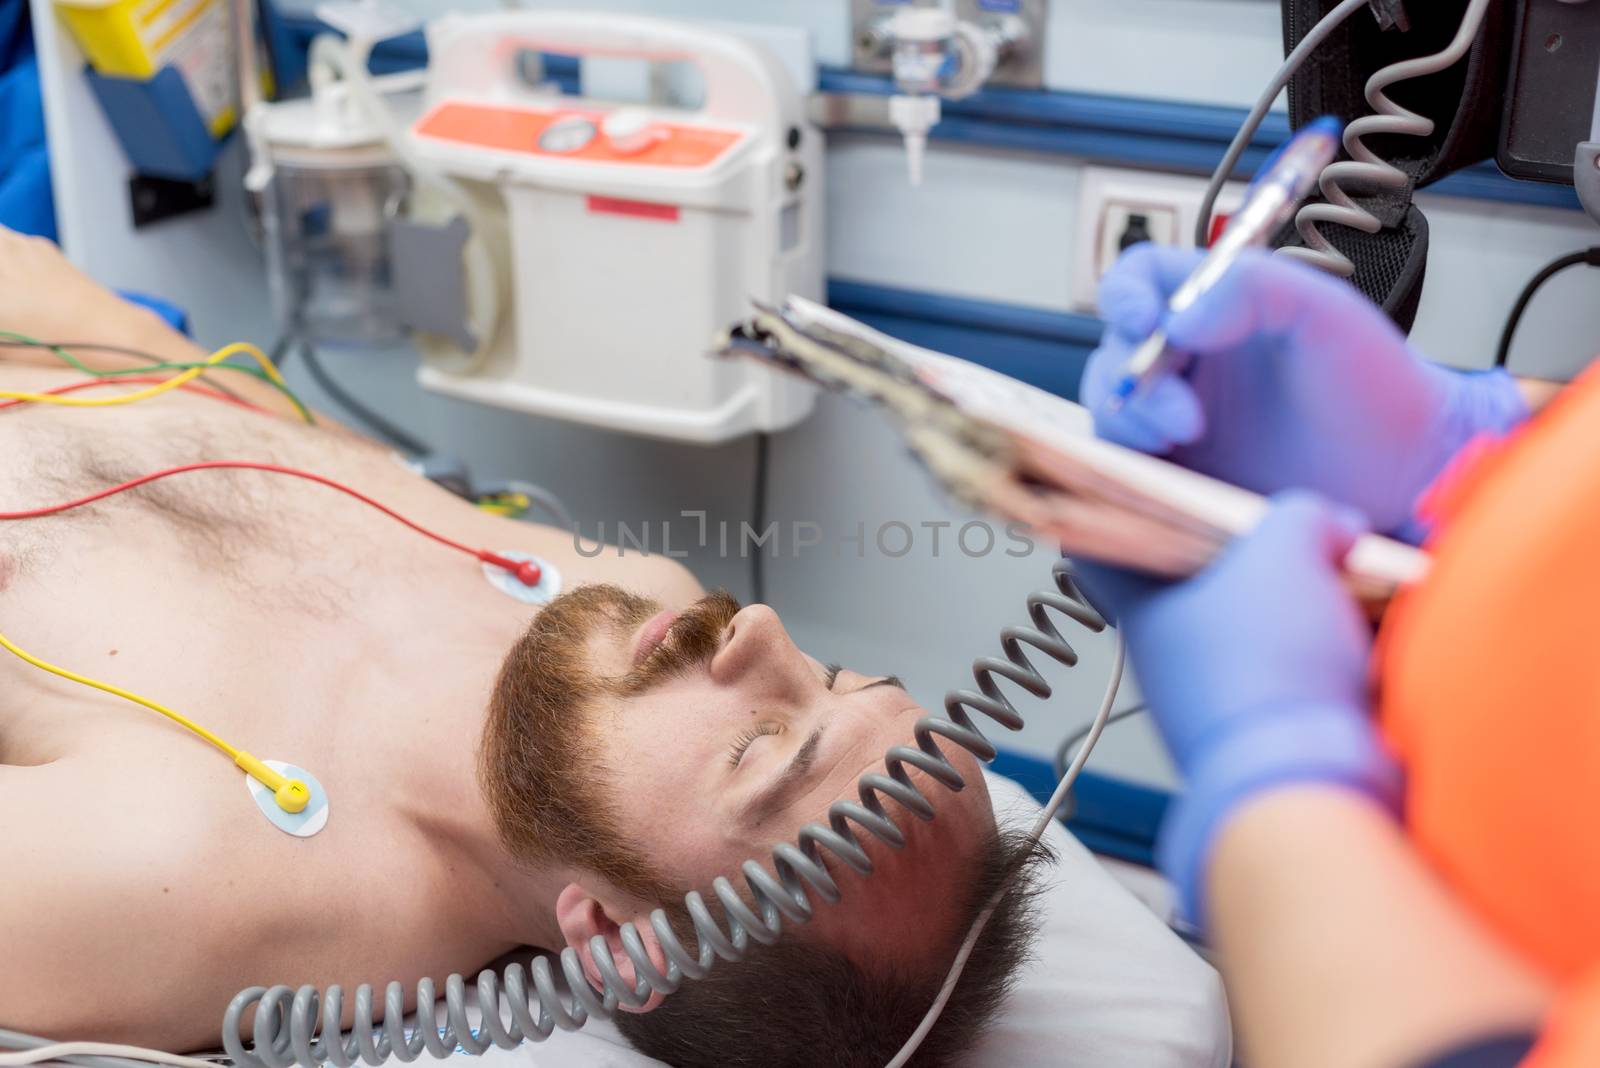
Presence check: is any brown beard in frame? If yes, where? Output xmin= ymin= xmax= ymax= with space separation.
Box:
xmin=477 ymin=584 xmax=740 ymax=903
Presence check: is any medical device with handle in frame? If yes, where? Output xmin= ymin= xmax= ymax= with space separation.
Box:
xmin=405 ymin=11 xmax=823 ymax=444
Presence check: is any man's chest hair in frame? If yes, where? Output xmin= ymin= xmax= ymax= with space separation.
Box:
xmin=0 ymin=406 xmax=373 ymax=607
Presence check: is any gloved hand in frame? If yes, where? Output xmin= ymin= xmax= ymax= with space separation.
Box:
xmin=1075 ymin=492 xmax=1402 ymax=926
xmin=1080 ymin=245 xmax=1529 ymax=540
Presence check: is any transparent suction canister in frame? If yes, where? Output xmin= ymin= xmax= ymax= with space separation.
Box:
xmin=244 ymin=68 xmax=415 ymax=346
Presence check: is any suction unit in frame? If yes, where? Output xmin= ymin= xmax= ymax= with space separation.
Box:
xmin=405 ymin=11 xmax=823 ymax=444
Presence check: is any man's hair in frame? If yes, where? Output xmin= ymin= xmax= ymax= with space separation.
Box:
xmin=614 ymin=827 xmax=1053 ymax=1068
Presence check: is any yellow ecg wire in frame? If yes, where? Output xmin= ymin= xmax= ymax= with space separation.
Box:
xmin=0 ymin=628 xmax=310 ymax=813
xmin=0 ymin=341 xmax=289 ymax=410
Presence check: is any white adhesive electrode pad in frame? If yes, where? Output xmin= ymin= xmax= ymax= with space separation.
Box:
xmin=246 ymin=760 xmax=330 ymax=837
xmin=483 ymin=551 xmax=560 ymax=604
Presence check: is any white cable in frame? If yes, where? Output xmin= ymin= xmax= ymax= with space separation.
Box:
xmin=0 ymin=1030 xmax=151 ymax=1068
xmin=1281 ymin=0 xmax=1494 ymax=276
xmin=0 ymin=1045 xmax=218 ymax=1068
xmin=883 ymin=633 xmax=1126 ymax=1068
xmin=504 ymin=480 xmax=578 ymax=533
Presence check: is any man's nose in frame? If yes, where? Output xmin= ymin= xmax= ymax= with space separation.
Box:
xmin=709 ymin=604 xmax=812 ymax=693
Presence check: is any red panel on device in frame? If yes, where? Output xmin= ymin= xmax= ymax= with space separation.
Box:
xmin=1207 ymin=211 xmax=1232 ymax=247
xmin=587 ymin=196 xmax=679 ymax=221
xmin=413 ymin=102 xmax=743 ymax=169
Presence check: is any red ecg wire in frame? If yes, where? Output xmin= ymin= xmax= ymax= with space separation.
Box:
xmin=0 ymin=375 xmax=270 ymax=414
xmin=0 ymin=460 xmax=542 ymax=587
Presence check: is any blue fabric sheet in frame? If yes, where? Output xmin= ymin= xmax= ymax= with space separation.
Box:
xmin=0 ymin=0 xmax=56 ymax=238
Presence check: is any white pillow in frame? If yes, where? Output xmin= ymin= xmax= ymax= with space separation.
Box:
xmin=480 ymin=770 xmax=1232 ymax=1067
xmin=968 ymin=771 xmax=1231 ymax=1067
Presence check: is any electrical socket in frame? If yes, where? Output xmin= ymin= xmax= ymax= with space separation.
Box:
xmin=1099 ymin=202 xmax=1179 ymax=279
xmin=1071 ymin=167 xmax=1246 ymax=313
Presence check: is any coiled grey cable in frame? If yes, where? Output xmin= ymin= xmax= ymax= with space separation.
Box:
xmin=885 ymin=617 xmax=1123 ymax=1068
xmin=1194 ymin=0 xmax=1370 ymax=249
xmin=1281 ymin=0 xmax=1493 ymax=276
xmin=220 ymin=558 xmax=1119 ymax=1068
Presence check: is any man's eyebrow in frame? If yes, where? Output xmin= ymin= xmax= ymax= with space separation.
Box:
xmin=742 ymin=724 xmax=826 ymax=826
xmin=828 ymin=664 xmax=904 ymax=693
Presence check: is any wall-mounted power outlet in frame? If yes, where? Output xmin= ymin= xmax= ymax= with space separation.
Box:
xmin=1071 ymin=167 xmax=1246 ymax=313
xmin=1100 ymin=202 xmax=1179 ymax=275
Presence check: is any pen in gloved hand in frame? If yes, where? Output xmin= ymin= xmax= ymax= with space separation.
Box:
xmin=1106 ymin=115 xmax=1343 ymax=410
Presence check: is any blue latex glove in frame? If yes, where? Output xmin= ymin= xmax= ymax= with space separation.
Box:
xmin=1075 ymin=492 xmax=1402 ymax=926
xmin=1081 ymin=245 xmax=1529 ymax=540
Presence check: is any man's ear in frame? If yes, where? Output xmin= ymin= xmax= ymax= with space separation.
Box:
xmin=554 ymin=882 xmax=669 ymax=1014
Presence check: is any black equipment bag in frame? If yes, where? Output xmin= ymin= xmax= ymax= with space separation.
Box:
xmin=1277 ymin=0 xmax=1515 ymax=330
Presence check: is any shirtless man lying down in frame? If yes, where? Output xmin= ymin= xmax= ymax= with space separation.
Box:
xmin=0 ymin=228 xmax=1211 ymax=1068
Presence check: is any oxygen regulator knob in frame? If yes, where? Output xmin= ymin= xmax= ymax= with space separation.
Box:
xmin=888 ymin=7 xmax=957 ymax=96
xmin=603 ymin=108 xmax=662 ymax=155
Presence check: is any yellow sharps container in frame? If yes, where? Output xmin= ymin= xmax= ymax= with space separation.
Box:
xmin=52 ymin=0 xmax=238 ymax=137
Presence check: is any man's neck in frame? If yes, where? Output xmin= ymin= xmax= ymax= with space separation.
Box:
xmin=401 ymin=776 xmax=572 ymax=952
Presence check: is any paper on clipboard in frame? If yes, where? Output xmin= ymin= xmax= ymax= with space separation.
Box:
xmin=781 ymin=297 xmax=1428 ymax=597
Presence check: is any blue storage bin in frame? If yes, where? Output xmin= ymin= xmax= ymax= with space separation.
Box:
xmin=84 ymin=64 xmax=224 ymax=181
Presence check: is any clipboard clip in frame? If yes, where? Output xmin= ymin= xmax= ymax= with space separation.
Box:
xmin=715 ymin=301 xmax=1017 ymax=510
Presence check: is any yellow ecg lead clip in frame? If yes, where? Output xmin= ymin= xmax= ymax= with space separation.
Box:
xmin=234 ymin=750 xmax=311 ymax=813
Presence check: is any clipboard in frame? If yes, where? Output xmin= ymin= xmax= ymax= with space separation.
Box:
xmin=715 ymin=296 xmax=1428 ymax=602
